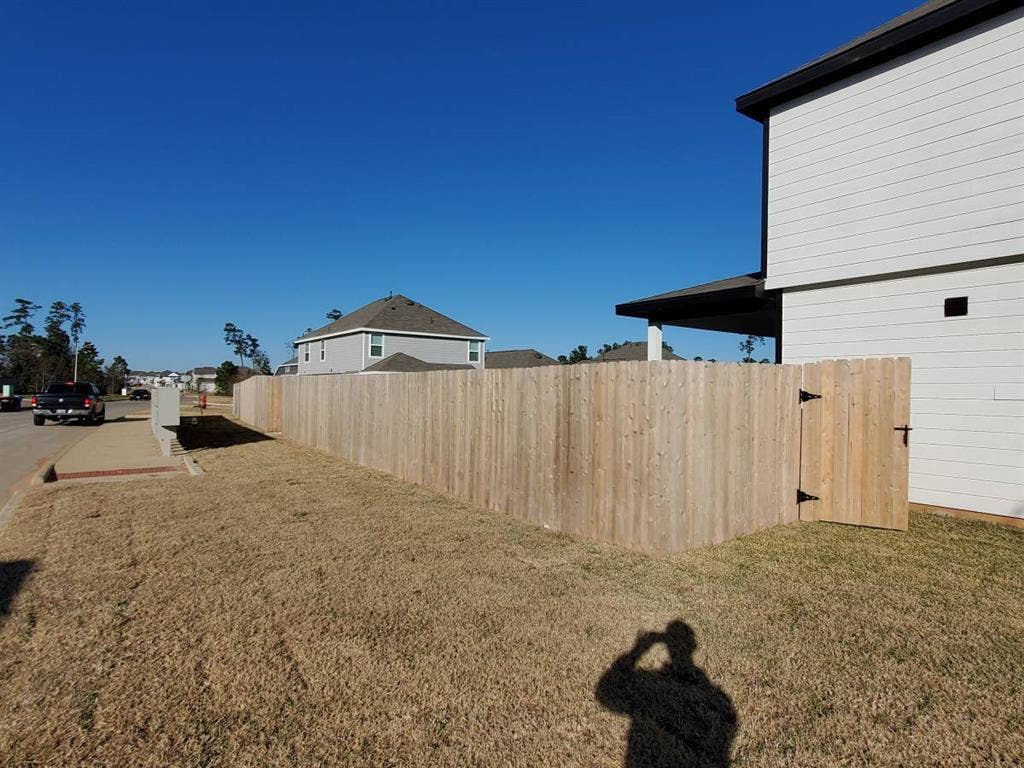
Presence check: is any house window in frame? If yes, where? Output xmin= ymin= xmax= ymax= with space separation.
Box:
xmin=469 ymin=340 xmax=481 ymax=362
xmin=370 ymin=333 xmax=384 ymax=358
xmin=320 ymin=339 xmax=326 ymax=361
xmin=303 ymin=343 xmax=310 ymax=363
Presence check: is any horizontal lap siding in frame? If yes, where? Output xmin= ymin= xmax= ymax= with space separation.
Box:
xmin=783 ymin=262 xmax=1024 ymax=518
xmin=765 ymin=7 xmax=1024 ymax=290
xmin=298 ymin=333 xmax=364 ymax=374
xmin=376 ymin=333 xmax=483 ymax=368
xmin=236 ymin=362 xmax=804 ymax=555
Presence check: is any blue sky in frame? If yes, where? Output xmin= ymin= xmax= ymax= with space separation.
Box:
xmin=1 ymin=0 xmax=917 ymax=370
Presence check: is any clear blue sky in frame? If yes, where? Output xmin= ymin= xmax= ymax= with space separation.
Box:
xmin=1 ymin=0 xmax=916 ymax=370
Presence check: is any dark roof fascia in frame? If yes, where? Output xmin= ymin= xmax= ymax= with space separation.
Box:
xmin=736 ymin=0 xmax=1017 ymax=122
xmin=616 ymin=283 xmax=772 ymax=321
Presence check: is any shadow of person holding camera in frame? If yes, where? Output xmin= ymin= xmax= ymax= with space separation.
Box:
xmin=595 ymin=621 xmax=736 ymax=767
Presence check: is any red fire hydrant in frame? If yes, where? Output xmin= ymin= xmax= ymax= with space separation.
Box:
xmin=199 ymin=392 xmax=207 ymax=415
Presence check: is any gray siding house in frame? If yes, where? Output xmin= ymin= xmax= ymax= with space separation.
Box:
xmin=295 ymin=295 xmax=489 ymax=375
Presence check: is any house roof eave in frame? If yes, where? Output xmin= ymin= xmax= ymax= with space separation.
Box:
xmin=735 ymin=0 xmax=1018 ymax=122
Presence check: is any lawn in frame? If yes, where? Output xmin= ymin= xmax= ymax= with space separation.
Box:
xmin=0 ymin=415 xmax=1021 ymax=767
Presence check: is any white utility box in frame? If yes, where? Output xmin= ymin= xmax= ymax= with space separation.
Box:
xmin=150 ymin=386 xmax=181 ymax=456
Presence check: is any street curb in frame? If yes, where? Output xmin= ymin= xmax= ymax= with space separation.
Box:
xmin=0 ymin=490 xmax=25 ymax=529
xmin=32 ymin=464 xmax=57 ymax=485
xmin=183 ymin=454 xmax=204 ymax=476
xmin=32 ymin=427 xmax=94 ymax=486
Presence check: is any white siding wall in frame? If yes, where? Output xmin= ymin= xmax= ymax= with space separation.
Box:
xmin=371 ymin=333 xmax=485 ymax=369
xmin=765 ymin=7 xmax=1024 ymax=290
xmin=297 ymin=333 xmax=365 ymax=374
xmin=782 ymin=261 xmax=1024 ymax=518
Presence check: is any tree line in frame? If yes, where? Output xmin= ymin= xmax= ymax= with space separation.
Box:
xmin=557 ymin=335 xmax=771 ymax=364
xmin=0 ymin=298 xmax=130 ymax=394
xmin=557 ymin=339 xmax=684 ymax=364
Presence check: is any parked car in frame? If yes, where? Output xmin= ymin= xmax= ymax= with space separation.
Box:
xmin=0 ymin=392 xmax=21 ymax=412
xmin=32 ymin=382 xmax=106 ymax=426
xmin=129 ymin=388 xmax=152 ymax=401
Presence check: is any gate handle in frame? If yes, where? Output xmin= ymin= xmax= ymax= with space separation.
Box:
xmin=894 ymin=425 xmax=912 ymax=446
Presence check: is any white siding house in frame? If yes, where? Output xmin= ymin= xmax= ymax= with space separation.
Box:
xmin=618 ymin=0 xmax=1023 ymax=521
xmin=765 ymin=8 xmax=1023 ymax=289
xmin=767 ymin=6 xmax=1024 ymax=520
xmin=783 ymin=262 xmax=1022 ymax=518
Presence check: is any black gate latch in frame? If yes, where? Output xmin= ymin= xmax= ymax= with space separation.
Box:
xmin=894 ymin=425 xmax=913 ymax=446
xmin=799 ymin=389 xmax=821 ymax=403
xmin=797 ymin=489 xmax=819 ymax=504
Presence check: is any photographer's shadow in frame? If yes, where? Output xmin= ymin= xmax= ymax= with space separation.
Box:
xmin=595 ymin=621 xmax=736 ymax=768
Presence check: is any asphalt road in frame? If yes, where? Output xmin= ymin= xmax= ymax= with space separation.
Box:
xmin=0 ymin=399 xmax=145 ymax=503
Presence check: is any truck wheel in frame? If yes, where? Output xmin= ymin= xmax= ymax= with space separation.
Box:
xmin=33 ymin=415 xmax=45 ymax=426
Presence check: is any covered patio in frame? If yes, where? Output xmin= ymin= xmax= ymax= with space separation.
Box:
xmin=615 ymin=272 xmax=782 ymax=363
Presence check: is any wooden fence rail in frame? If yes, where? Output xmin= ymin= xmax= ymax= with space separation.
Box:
xmin=234 ymin=358 xmax=908 ymax=554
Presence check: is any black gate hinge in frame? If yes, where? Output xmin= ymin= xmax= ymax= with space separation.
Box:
xmin=797 ymin=489 xmax=819 ymax=504
xmin=799 ymin=389 xmax=821 ymax=403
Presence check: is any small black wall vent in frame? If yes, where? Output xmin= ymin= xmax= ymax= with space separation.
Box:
xmin=944 ymin=296 xmax=968 ymax=317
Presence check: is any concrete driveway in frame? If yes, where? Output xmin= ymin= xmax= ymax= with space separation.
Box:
xmin=0 ymin=399 xmax=144 ymax=503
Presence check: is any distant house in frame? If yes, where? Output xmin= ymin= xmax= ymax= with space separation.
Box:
xmin=128 ymin=370 xmax=184 ymax=389
xmin=294 ymin=294 xmax=489 ymax=375
xmin=189 ymin=365 xmax=253 ymax=392
xmin=485 ymin=349 xmax=559 ymax=369
xmin=274 ymin=357 xmax=299 ymax=376
xmin=589 ymin=342 xmax=683 ymax=363
xmin=189 ymin=367 xmax=217 ymax=393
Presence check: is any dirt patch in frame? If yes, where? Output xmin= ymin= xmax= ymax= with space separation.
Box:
xmin=0 ymin=415 xmax=1021 ymax=766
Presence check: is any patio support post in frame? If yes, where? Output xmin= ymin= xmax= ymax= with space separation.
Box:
xmin=647 ymin=322 xmax=663 ymax=360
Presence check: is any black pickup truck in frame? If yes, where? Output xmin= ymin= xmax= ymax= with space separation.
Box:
xmin=32 ymin=382 xmax=106 ymax=426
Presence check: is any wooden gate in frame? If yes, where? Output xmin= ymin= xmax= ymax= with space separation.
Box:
xmin=797 ymin=358 xmax=911 ymax=530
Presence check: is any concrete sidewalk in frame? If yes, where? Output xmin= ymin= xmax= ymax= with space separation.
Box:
xmin=54 ymin=415 xmax=184 ymax=480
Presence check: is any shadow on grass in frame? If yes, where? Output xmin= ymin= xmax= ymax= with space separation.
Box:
xmin=0 ymin=560 xmax=34 ymax=628
xmin=175 ymin=415 xmax=272 ymax=451
xmin=596 ymin=621 xmax=736 ymax=768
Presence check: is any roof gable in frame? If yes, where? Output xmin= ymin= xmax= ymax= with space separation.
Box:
xmin=297 ymin=294 xmax=486 ymax=342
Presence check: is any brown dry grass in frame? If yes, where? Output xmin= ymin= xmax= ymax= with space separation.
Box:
xmin=0 ymin=415 xmax=1021 ymax=767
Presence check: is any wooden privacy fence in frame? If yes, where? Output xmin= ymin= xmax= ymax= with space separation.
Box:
xmin=236 ymin=374 xmax=282 ymax=433
xmin=234 ymin=358 xmax=910 ymax=555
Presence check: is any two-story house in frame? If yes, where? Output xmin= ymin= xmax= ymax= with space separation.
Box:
xmin=617 ymin=0 xmax=1023 ymax=522
xmin=294 ymin=294 xmax=489 ymax=374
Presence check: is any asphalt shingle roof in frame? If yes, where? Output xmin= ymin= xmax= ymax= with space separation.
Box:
xmin=297 ymin=295 xmax=486 ymax=342
xmin=590 ymin=342 xmax=683 ymax=363
xmin=362 ymin=353 xmax=475 ymax=373
xmin=485 ymin=349 xmax=559 ymax=369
